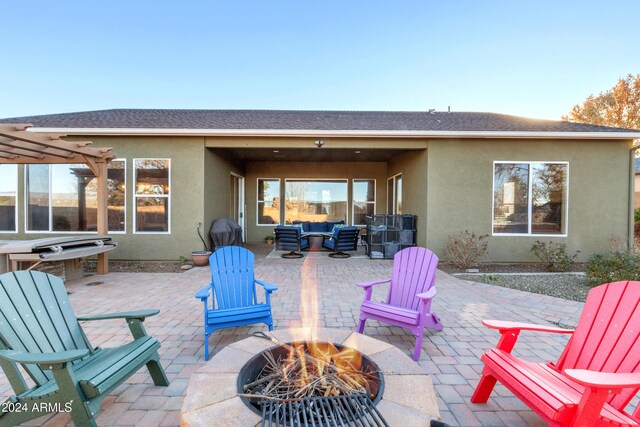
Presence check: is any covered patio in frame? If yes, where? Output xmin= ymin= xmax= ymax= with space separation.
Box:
xmin=0 ymin=245 xmax=584 ymax=426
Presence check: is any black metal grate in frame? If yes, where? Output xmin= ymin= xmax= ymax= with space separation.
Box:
xmin=259 ymin=393 xmax=389 ymax=427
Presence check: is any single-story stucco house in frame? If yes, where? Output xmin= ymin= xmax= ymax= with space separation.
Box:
xmin=1 ymin=109 xmax=639 ymax=263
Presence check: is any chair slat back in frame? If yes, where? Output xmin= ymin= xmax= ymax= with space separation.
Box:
xmin=335 ymin=228 xmax=359 ymax=251
xmin=0 ymin=271 xmax=91 ymax=385
xmin=275 ymin=228 xmax=301 ymax=251
xmin=556 ymin=281 xmax=640 ymax=410
xmin=387 ymin=247 xmax=439 ymax=311
xmin=209 ymin=246 xmax=257 ymax=309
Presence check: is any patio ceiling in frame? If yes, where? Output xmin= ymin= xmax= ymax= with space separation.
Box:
xmin=212 ymin=147 xmax=422 ymax=162
xmin=0 ymin=123 xmax=115 ymax=274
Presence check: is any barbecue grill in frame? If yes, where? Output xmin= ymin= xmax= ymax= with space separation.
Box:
xmin=0 ymin=236 xmax=117 ymax=277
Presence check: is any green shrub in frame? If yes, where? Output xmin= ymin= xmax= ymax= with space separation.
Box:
xmin=586 ymin=251 xmax=640 ymax=285
xmin=530 ymin=241 xmax=579 ymax=272
xmin=445 ymin=230 xmax=489 ymax=269
xmin=635 ymin=208 xmax=640 ymax=223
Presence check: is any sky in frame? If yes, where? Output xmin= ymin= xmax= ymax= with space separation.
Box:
xmin=1 ymin=1 xmax=639 ymax=120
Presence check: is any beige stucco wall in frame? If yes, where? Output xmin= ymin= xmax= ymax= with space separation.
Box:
xmin=425 ymin=138 xmax=632 ymax=262
xmin=388 ymin=150 xmax=429 ymax=247
xmin=244 ymin=161 xmax=388 ymax=243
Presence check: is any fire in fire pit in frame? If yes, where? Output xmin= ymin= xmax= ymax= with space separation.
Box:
xmin=237 ymin=337 xmax=385 ymax=426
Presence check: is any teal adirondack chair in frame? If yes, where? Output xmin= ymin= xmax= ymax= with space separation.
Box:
xmin=196 ymin=246 xmax=278 ymax=360
xmin=0 ymin=271 xmax=169 ymax=427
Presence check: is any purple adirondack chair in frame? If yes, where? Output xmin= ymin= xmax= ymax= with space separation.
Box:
xmin=356 ymin=246 xmax=443 ymax=360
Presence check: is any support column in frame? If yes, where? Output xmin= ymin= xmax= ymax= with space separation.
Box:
xmin=96 ymin=160 xmax=109 ymax=274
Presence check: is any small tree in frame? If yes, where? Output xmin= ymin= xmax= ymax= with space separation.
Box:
xmin=563 ymin=74 xmax=640 ymax=131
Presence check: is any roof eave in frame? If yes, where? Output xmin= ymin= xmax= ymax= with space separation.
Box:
xmin=26 ymin=127 xmax=640 ymax=140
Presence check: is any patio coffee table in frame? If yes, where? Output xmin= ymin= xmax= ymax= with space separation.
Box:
xmin=301 ymin=231 xmax=333 ymax=251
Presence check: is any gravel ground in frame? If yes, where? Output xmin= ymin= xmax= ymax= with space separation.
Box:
xmin=84 ymin=260 xmax=184 ymax=273
xmin=455 ymin=273 xmax=594 ymax=302
xmin=439 ymin=262 xmax=586 ymax=274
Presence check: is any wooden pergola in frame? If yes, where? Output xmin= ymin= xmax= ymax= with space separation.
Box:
xmin=0 ymin=123 xmax=114 ymax=274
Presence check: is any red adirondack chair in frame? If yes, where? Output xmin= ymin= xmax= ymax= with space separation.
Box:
xmin=356 ymin=246 xmax=442 ymax=360
xmin=471 ymin=280 xmax=640 ymax=426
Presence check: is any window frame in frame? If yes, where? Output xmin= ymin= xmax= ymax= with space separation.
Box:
xmin=256 ymin=178 xmax=281 ymax=226
xmin=352 ymin=179 xmax=376 ymax=226
xmin=387 ymin=173 xmax=402 ymax=215
xmin=133 ymin=158 xmax=171 ymax=235
xmin=284 ymin=178 xmax=349 ymax=225
xmin=24 ymin=160 xmax=128 ymax=234
xmin=107 ymin=159 xmax=127 ymax=234
xmin=491 ymin=161 xmax=569 ymax=237
xmin=0 ymin=164 xmax=18 ymax=233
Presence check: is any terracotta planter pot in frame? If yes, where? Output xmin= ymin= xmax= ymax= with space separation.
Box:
xmin=191 ymin=251 xmax=212 ymax=267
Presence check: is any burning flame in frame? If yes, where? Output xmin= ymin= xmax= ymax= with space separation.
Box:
xmin=279 ymin=256 xmax=370 ymax=395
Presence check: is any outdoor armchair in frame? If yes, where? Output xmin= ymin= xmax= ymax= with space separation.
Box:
xmin=0 ymin=271 xmax=169 ymax=427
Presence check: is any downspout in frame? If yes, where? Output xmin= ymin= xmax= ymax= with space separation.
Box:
xmin=628 ymin=144 xmax=640 ymax=251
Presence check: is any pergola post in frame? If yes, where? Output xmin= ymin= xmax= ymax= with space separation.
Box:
xmin=96 ymin=160 xmax=109 ymax=274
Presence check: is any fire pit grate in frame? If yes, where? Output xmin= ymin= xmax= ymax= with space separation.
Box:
xmin=259 ymin=393 xmax=389 ymax=427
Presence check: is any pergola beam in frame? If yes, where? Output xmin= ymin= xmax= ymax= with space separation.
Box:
xmin=0 ymin=124 xmax=111 ymax=159
xmin=0 ymin=137 xmax=76 ymax=158
xmin=0 ymin=148 xmax=43 ymax=159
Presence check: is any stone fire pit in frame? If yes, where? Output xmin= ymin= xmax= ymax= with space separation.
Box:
xmin=180 ymin=328 xmax=440 ymax=426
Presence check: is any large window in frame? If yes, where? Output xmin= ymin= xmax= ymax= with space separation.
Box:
xmin=134 ymin=159 xmax=170 ymax=233
xmin=257 ymin=178 xmax=280 ymax=225
xmin=493 ymin=162 xmax=568 ymax=235
xmin=285 ymin=179 xmax=348 ymax=223
xmin=26 ymin=161 xmax=126 ymax=232
xmin=352 ymin=179 xmax=375 ymax=225
xmin=0 ymin=165 xmax=17 ymax=232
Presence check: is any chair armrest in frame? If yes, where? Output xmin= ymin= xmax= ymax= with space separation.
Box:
xmin=255 ymin=279 xmax=278 ymax=292
xmin=77 ymin=309 xmax=159 ymax=322
xmin=565 ymin=369 xmax=640 ymax=390
xmin=416 ymin=287 xmax=437 ymax=300
xmin=195 ymin=284 xmax=211 ymax=300
xmin=0 ymin=349 xmax=89 ymax=366
xmin=482 ymin=319 xmax=575 ymax=335
xmin=356 ymin=279 xmax=391 ymax=289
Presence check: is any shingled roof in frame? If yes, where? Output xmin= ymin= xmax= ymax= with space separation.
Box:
xmin=0 ymin=109 xmax=637 ymax=134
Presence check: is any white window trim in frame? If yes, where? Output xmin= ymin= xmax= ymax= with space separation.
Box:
xmin=352 ymin=179 xmax=376 ymax=226
xmin=284 ymin=178 xmax=349 ymax=225
xmin=256 ymin=178 xmax=281 ymax=226
xmin=387 ymin=173 xmax=402 ymax=215
xmin=491 ymin=161 xmax=569 ymax=237
xmin=0 ymin=164 xmax=18 ymax=233
xmin=133 ymin=158 xmax=171 ymax=235
xmin=109 ymin=159 xmax=127 ymax=234
xmin=24 ymin=160 xmax=128 ymax=234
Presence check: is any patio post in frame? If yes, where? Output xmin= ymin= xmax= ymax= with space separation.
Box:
xmin=96 ymin=159 xmax=109 ymax=274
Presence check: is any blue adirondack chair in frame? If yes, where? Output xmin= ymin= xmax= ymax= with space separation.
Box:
xmin=195 ymin=246 xmax=278 ymax=360
xmin=0 ymin=271 xmax=169 ymax=427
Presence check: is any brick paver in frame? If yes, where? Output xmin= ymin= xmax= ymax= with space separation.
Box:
xmin=0 ymin=245 xmax=586 ymax=426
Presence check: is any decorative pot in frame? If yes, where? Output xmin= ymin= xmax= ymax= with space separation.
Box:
xmin=191 ymin=251 xmax=212 ymax=267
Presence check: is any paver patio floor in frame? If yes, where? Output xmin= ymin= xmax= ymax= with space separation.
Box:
xmin=1 ymin=247 xmax=586 ymax=426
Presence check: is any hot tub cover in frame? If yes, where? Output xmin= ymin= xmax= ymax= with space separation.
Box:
xmin=209 ymin=218 xmax=243 ymax=249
